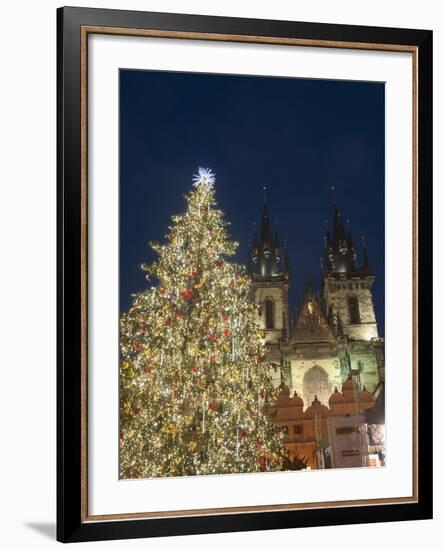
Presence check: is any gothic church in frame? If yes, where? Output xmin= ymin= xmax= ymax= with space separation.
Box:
xmin=247 ymin=192 xmax=385 ymax=409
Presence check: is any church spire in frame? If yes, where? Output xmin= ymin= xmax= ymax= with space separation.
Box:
xmin=260 ymin=188 xmax=273 ymax=254
xmin=361 ymin=236 xmax=372 ymax=273
xmin=347 ymin=225 xmax=357 ymax=268
xmin=249 ymin=188 xmax=289 ymax=280
xmin=251 ymin=226 xmax=258 ymax=263
xmin=323 ymin=188 xmax=358 ymax=275
xmin=274 ymin=231 xmax=281 ymax=262
xmin=283 ymin=239 xmax=290 ymax=275
xmin=333 ymin=204 xmax=348 ymax=244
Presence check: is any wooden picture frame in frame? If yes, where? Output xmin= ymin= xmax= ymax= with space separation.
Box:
xmin=57 ymin=6 xmax=433 ymax=543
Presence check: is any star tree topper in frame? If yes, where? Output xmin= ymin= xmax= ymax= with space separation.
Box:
xmin=192 ymin=167 xmax=216 ymax=189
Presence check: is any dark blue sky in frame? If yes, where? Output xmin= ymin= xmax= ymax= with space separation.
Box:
xmin=120 ymin=70 xmax=385 ymax=335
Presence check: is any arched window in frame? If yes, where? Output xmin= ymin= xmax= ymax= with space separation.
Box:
xmin=265 ymin=299 xmax=274 ymax=329
xmin=348 ymin=295 xmax=360 ymax=324
xmin=303 ymin=365 xmax=331 ymax=405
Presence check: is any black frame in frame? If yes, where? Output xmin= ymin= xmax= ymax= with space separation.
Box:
xmin=57 ymin=6 xmax=433 ymax=543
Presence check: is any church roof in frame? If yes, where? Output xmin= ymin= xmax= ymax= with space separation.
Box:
xmin=248 ymin=188 xmax=290 ymax=282
xmin=291 ymin=286 xmax=334 ymax=344
xmin=323 ymin=188 xmax=372 ymax=277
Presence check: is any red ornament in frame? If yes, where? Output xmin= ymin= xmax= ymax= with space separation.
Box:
xmin=176 ymin=311 xmax=184 ymax=318
xmin=209 ymin=334 xmax=216 ymax=342
xmin=143 ymin=368 xmax=152 ymax=375
xmin=215 ymin=261 xmax=224 ymax=268
xmin=208 ymin=402 xmax=217 ymax=410
xmin=180 ymin=289 xmax=193 ymax=300
xmin=239 ymin=430 xmax=247 ymax=438
xmin=222 ymin=314 xmax=229 ymax=322
xmin=138 ymin=327 xmax=148 ymax=334
xmin=223 ymin=328 xmax=230 ymax=337
xmin=159 ymin=289 xmax=166 ymax=296
xmin=165 ymin=318 xmax=173 ymax=327
xmin=134 ymin=342 xmax=143 ymax=352
xmin=134 ymin=406 xmax=141 ymax=416
xmin=190 ymin=367 xmax=198 ymax=375
xmin=208 ymin=355 xmax=216 ymax=362
xmin=255 ymin=441 xmax=263 ymax=449
xmin=229 ymin=279 xmax=235 ymax=286
xmin=191 ymin=270 xmax=198 ymax=277
xmin=259 ymin=390 xmax=265 ymax=399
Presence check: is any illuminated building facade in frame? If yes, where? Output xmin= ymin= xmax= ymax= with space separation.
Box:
xmin=269 ymin=378 xmax=384 ymax=470
xmin=248 ymin=192 xmax=385 ymax=468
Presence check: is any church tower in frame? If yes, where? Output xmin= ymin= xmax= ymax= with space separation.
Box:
xmin=248 ymin=189 xmax=291 ymax=345
xmin=322 ymin=190 xmax=378 ymax=341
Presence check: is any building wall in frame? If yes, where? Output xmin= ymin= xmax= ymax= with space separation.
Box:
xmin=269 ymin=361 xmax=283 ymax=388
xmin=252 ymin=282 xmax=289 ymax=344
xmin=270 ymin=341 xmax=383 ymax=403
xmin=327 ymin=415 xmax=369 ymax=468
xmin=348 ymin=341 xmax=384 ymax=391
xmin=323 ymin=276 xmax=378 ymax=340
xmin=250 ymin=264 xmax=383 ymax=413
xmin=289 ymin=356 xmax=342 ymax=406
xmin=270 ymin=384 xmax=378 ymax=470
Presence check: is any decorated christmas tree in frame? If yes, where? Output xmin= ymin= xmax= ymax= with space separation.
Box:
xmin=120 ymin=168 xmax=287 ymax=479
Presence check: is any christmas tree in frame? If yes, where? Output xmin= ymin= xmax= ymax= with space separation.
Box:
xmin=120 ymin=168 xmax=287 ymax=479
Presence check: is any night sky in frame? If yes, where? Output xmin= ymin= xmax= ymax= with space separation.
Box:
xmin=119 ymin=70 xmax=385 ymax=336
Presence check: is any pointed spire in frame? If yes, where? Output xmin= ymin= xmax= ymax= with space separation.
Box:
xmin=347 ymin=226 xmax=357 ymax=267
xmin=330 ymin=187 xmax=347 ymax=243
xmin=283 ymin=238 xmax=290 ymax=280
xmin=346 ymin=219 xmax=354 ymax=247
xmin=333 ymin=203 xmax=347 ymax=244
xmin=274 ymin=231 xmax=281 ymax=261
xmin=324 ymin=217 xmax=333 ymax=249
xmin=361 ymin=236 xmax=371 ymax=272
xmin=347 ymin=228 xmax=353 ymax=247
xmin=325 ymin=227 xmax=333 ymax=248
xmin=252 ymin=230 xmax=258 ymax=263
xmin=260 ymin=197 xmax=273 ymax=253
xmin=323 ymin=188 xmax=361 ymax=275
xmin=250 ymin=188 xmax=286 ymax=279
xmin=323 ymin=227 xmax=333 ymax=273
